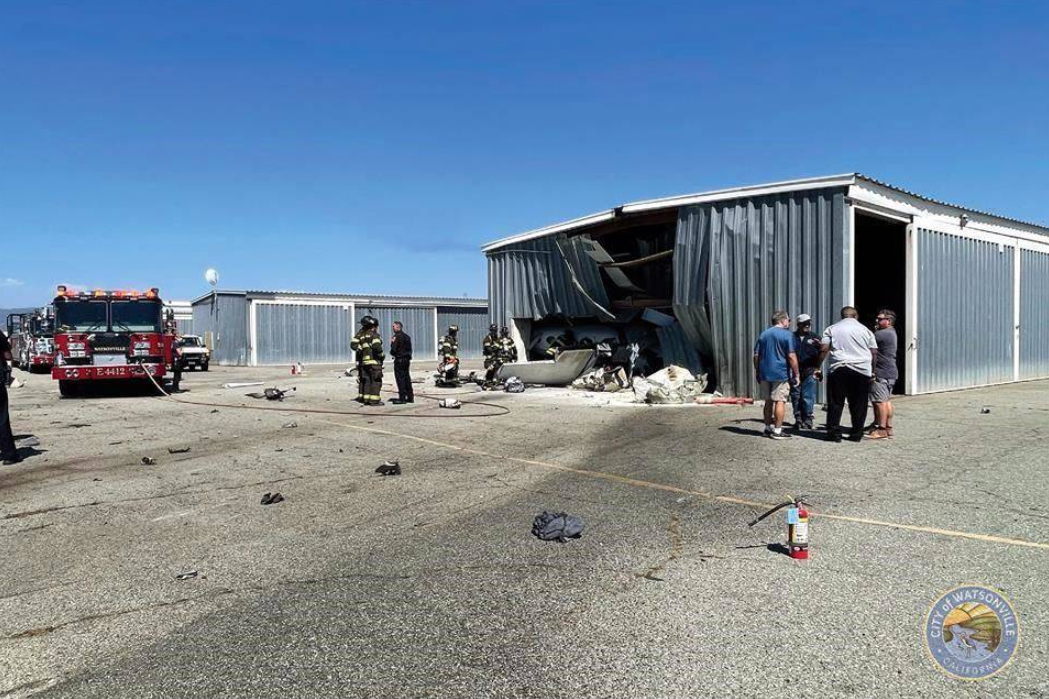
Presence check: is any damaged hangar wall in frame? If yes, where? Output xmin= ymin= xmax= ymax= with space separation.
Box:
xmin=674 ymin=188 xmax=848 ymax=398
xmin=486 ymin=235 xmax=609 ymax=327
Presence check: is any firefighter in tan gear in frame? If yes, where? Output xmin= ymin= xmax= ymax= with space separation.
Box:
xmin=484 ymin=326 xmax=517 ymax=387
xmin=436 ymin=325 xmax=460 ymax=387
xmin=351 ymin=315 xmax=385 ymax=406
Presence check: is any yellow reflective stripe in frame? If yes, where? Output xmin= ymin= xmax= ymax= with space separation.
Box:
xmin=363 ymin=359 xmax=380 ymax=365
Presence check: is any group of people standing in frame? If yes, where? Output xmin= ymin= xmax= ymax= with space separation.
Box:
xmin=753 ymin=306 xmax=898 ymax=441
xmin=350 ymin=318 xmax=521 ymax=404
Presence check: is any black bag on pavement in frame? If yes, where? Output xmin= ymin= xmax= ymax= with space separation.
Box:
xmin=531 ymin=510 xmax=585 ymax=543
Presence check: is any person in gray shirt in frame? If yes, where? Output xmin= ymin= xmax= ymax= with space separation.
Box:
xmin=866 ymin=309 xmax=899 ymax=440
xmin=817 ymin=306 xmax=877 ymax=442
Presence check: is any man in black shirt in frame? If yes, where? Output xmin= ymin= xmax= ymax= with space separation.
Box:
xmin=0 ymin=331 xmax=20 ymax=464
xmin=390 ymin=321 xmax=414 ymax=404
xmin=790 ymin=313 xmax=822 ymax=431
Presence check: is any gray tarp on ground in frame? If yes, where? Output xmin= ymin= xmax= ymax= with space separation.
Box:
xmin=674 ymin=188 xmax=848 ymax=398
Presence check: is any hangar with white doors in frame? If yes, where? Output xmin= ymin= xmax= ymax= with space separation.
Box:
xmin=191 ymin=290 xmax=487 ymax=366
xmin=483 ymin=173 xmax=1049 ymax=396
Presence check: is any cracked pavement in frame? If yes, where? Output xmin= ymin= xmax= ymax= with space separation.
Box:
xmin=1 ymin=365 xmax=1047 ymax=698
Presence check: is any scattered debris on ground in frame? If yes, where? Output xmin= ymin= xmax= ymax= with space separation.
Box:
xmin=532 ymin=510 xmax=585 ymax=543
xmin=16 ymin=436 xmax=41 ymax=448
xmin=260 ymin=492 xmax=285 ymax=505
xmin=174 ymin=570 xmax=199 ymax=581
xmin=572 ymin=366 xmax=629 ymax=393
xmin=141 ymin=456 xmax=156 ymax=465
xmin=64 ymin=423 xmax=92 ymax=429
xmin=167 ymin=447 xmax=191 ymax=454
xmin=633 ymin=365 xmax=707 ymax=404
xmin=282 ymin=421 xmax=297 ymax=429
xmin=222 ymin=382 xmax=265 ymax=389
xmin=375 ymin=460 xmax=402 ymax=476
xmin=437 ymin=399 xmax=462 ymax=409
xmin=504 ymin=377 xmax=525 ymax=393
xmin=981 ymin=407 xmax=991 ymax=414
xmin=246 ymin=387 xmax=296 ymax=401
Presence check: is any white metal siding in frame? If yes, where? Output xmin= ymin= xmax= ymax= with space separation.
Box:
xmin=916 ymin=229 xmax=1014 ymax=392
xmin=192 ymin=293 xmax=249 ymax=366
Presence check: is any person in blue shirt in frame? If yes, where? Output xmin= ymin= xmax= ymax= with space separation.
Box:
xmin=753 ymin=310 xmax=800 ymax=440
xmin=790 ymin=313 xmax=822 ymax=431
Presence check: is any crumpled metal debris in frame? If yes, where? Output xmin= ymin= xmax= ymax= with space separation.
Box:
xmin=282 ymin=421 xmax=298 ymax=429
xmin=504 ymin=376 xmax=525 ymax=393
xmin=16 ymin=436 xmax=40 ymax=449
xmin=438 ymin=399 xmax=462 ymax=409
xmin=141 ymin=456 xmax=156 ymax=465
xmin=633 ymin=365 xmax=707 ymax=404
xmin=175 ymin=570 xmax=199 ymax=581
xmin=571 ymin=366 xmax=628 ymax=393
xmin=260 ymin=492 xmax=285 ymax=505
xmin=375 ymin=460 xmax=402 ymax=476
xmin=167 ymin=447 xmax=191 ymax=454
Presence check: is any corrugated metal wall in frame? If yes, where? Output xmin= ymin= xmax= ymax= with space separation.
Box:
xmin=191 ymin=293 xmax=249 ymax=366
xmin=1020 ymin=249 xmax=1049 ymax=380
xmin=675 ymin=188 xmax=848 ymax=397
xmin=255 ymin=303 xmax=353 ymax=365
xmin=917 ymin=229 xmax=1014 ymax=392
xmin=354 ymin=306 xmax=438 ymax=361
xmin=176 ymin=319 xmax=195 ymax=336
xmin=437 ymin=307 xmax=488 ymax=359
xmin=486 ymin=233 xmax=609 ymax=328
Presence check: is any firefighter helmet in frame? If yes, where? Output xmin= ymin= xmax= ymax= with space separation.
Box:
xmin=447 ymin=325 xmax=459 ymax=334
xmin=361 ymin=315 xmax=378 ymax=328
xmin=489 ymin=323 xmax=498 ymax=333
xmin=500 ymin=326 xmax=510 ymax=337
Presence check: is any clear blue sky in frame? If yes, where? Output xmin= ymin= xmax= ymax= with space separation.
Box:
xmin=2 ymin=1 xmax=1047 ymax=307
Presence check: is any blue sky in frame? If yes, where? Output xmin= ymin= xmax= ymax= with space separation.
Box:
xmin=2 ymin=0 xmax=1047 ymax=307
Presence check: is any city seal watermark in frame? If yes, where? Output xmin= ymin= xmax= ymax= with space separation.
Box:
xmin=924 ymin=584 xmax=1020 ymax=680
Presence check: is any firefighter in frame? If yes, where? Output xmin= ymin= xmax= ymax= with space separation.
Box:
xmin=350 ymin=315 xmax=385 ymax=406
xmin=483 ymin=326 xmax=518 ymax=388
xmin=544 ymin=328 xmax=575 ymax=359
xmin=482 ymin=324 xmax=499 ymax=363
xmin=436 ymin=325 xmax=460 ymax=386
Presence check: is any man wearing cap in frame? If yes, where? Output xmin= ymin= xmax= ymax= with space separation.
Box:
xmin=753 ymin=310 xmax=800 ymax=440
xmin=790 ymin=313 xmax=822 ymax=431
xmin=866 ymin=309 xmax=899 ymax=439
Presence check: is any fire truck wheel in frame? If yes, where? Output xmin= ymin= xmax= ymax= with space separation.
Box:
xmin=58 ymin=380 xmax=80 ymax=398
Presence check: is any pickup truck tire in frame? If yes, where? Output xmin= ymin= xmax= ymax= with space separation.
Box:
xmin=58 ymin=380 xmax=79 ymax=398
xmin=202 ymin=360 xmax=209 ymax=371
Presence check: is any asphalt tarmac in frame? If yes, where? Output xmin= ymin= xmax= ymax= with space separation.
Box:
xmin=1 ymin=364 xmax=1047 ymax=697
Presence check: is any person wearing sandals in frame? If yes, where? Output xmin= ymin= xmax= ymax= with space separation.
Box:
xmin=867 ymin=309 xmax=898 ymax=440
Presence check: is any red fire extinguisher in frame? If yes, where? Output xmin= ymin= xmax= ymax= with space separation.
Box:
xmin=748 ymin=497 xmax=810 ymax=560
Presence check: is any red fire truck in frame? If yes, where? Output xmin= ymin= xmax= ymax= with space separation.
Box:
xmin=51 ymin=286 xmax=181 ymax=397
xmin=5 ymin=308 xmax=56 ymax=373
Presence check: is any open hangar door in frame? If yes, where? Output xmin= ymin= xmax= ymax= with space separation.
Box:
xmin=354 ymin=306 xmax=438 ymax=362
xmin=254 ymin=302 xmax=353 ymax=365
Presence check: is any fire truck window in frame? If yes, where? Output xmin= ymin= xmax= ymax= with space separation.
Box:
xmin=111 ymin=301 xmax=162 ymax=332
xmin=56 ymin=301 xmax=108 ymax=332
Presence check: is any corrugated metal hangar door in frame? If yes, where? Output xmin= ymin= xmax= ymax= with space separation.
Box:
xmin=255 ymin=302 xmax=353 ymax=365
xmin=437 ymin=307 xmax=488 ymax=359
xmin=1020 ymin=249 xmax=1049 ymax=380
xmin=355 ymin=306 xmax=438 ymax=361
xmin=916 ymin=229 xmax=1015 ymax=392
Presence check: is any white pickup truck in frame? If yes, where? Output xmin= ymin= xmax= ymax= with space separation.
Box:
xmin=177 ymin=335 xmax=210 ymax=371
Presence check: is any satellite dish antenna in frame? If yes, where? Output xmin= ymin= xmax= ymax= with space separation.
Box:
xmin=205 ymin=268 xmax=219 ymax=287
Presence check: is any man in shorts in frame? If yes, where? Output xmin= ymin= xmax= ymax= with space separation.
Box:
xmin=753 ymin=310 xmax=800 ymax=440
xmin=866 ymin=309 xmax=899 ymax=440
